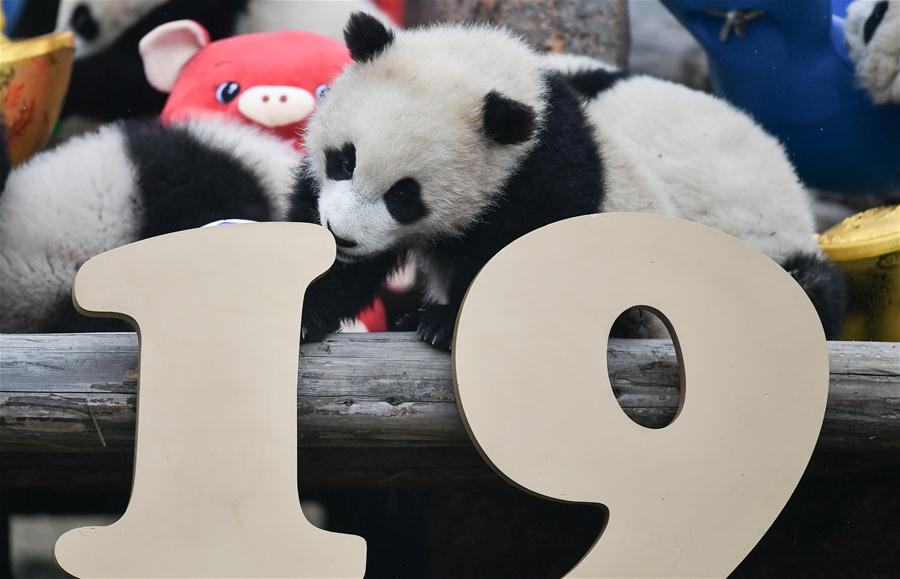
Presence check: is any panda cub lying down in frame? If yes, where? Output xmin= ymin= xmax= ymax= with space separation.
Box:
xmin=0 ymin=119 xmax=298 ymax=332
xmin=293 ymin=13 xmax=846 ymax=350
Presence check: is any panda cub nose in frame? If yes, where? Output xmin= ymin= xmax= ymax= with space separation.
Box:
xmin=326 ymin=223 xmax=358 ymax=248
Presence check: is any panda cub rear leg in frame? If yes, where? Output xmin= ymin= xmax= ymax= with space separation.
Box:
xmin=782 ymin=253 xmax=847 ymax=339
xmin=610 ymin=257 xmax=847 ymax=341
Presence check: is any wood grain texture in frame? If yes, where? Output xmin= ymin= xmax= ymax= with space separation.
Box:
xmin=1 ymin=333 xmax=897 ymax=456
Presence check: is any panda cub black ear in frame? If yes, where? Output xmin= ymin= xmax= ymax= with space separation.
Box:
xmin=863 ymin=1 xmax=889 ymax=43
xmin=344 ymin=12 xmax=395 ymax=63
xmin=482 ymin=91 xmax=536 ymax=145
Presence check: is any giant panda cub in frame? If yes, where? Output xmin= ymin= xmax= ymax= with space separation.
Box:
xmin=292 ymin=13 xmax=846 ymax=350
xmin=0 ymin=119 xmax=298 ymax=332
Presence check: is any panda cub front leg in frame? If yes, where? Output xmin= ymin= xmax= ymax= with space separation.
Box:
xmin=405 ymin=251 xmax=485 ymax=351
xmin=394 ymin=251 xmax=458 ymax=350
xmin=395 ymin=292 xmax=460 ymax=351
xmin=289 ymin=163 xmax=399 ymax=342
xmin=300 ymin=254 xmax=399 ymax=342
xmin=397 ymin=301 xmax=460 ymax=351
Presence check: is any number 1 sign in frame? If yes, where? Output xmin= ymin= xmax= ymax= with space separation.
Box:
xmin=54 ymin=223 xmax=366 ymax=578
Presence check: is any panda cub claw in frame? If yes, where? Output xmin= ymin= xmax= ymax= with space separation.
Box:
xmin=394 ymin=308 xmax=422 ymax=331
xmin=402 ymin=304 xmax=457 ymax=351
xmin=300 ymin=313 xmax=340 ymax=344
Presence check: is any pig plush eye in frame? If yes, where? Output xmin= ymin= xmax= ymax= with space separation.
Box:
xmin=315 ymin=84 xmax=330 ymax=102
xmin=215 ymin=81 xmax=241 ymax=104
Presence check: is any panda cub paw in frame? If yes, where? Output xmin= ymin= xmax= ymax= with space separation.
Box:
xmin=398 ymin=304 xmax=457 ymax=351
xmin=417 ymin=304 xmax=457 ymax=351
xmin=300 ymin=312 xmax=340 ymax=343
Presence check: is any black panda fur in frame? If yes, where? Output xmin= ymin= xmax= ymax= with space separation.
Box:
xmin=123 ymin=122 xmax=274 ymax=239
xmin=0 ymin=118 xmax=297 ymax=333
xmin=55 ymin=0 xmax=394 ymax=121
xmin=290 ymin=73 xmax=605 ymax=345
xmin=782 ymin=253 xmax=848 ymax=340
xmin=61 ymin=0 xmax=249 ymax=120
xmin=552 ymin=64 xmax=848 ymax=343
xmin=558 ymin=68 xmax=631 ymax=101
xmin=289 ymin=15 xmax=847 ymax=350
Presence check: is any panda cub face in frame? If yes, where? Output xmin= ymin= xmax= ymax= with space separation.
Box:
xmin=304 ymin=13 xmax=548 ymax=261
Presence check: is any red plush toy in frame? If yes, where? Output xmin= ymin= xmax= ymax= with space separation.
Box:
xmin=139 ymin=20 xmax=353 ymax=149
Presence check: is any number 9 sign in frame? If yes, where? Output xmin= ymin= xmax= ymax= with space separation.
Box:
xmin=453 ymin=213 xmax=828 ymax=578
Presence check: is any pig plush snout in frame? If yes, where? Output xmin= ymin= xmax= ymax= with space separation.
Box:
xmin=237 ymin=85 xmax=315 ymax=128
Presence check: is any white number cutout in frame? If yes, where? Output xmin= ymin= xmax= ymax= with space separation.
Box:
xmin=453 ymin=213 xmax=828 ymax=578
xmin=55 ymin=223 xmax=366 ymax=578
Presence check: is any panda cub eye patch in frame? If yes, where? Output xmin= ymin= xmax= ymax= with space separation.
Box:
xmin=71 ymin=4 xmax=99 ymax=41
xmin=325 ymin=143 xmax=356 ymax=181
xmin=384 ymin=178 xmax=428 ymax=224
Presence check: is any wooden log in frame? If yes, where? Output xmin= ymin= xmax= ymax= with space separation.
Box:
xmin=407 ymin=0 xmax=630 ymax=68
xmin=1 ymin=333 xmax=898 ymax=458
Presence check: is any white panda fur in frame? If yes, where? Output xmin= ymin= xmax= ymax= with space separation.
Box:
xmin=845 ymin=0 xmax=900 ymax=104
xmin=0 ymin=119 xmax=299 ymax=332
xmin=235 ymin=0 xmax=392 ymax=41
xmin=589 ymin=76 xmax=819 ymax=262
xmin=290 ymin=14 xmax=845 ymax=349
xmin=540 ymin=54 xmax=818 ymax=261
xmin=540 ymin=52 xmax=619 ymax=75
xmin=304 ymin=23 xmax=550 ymax=255
xmin=1 ymin=125 xmax=138 ymax=331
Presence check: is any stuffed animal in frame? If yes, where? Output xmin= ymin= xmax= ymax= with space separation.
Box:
xmin=845 ymin=0 xmax=899 ymax=104
xmin=0 ymin=24 xmax=384 ymax=333
xmin=54 ymin=0 xmax=401 ymax=121
xmin=659 ymin=0 xmax=900 ymax=196
xmin=139 ymin=20 xmax=353 ymax=148
xmin=290 ymin=13 xmax=846 ymax=350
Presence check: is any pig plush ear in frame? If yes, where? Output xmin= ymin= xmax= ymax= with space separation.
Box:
xmin=139 ymin=20 xmax=210 ymax=93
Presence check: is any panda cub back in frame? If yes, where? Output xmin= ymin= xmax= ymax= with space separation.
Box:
xmin=291 ymin=13 xmax=845 ymax=348
xmin=0 ymin=119 xmax=298 ymax=332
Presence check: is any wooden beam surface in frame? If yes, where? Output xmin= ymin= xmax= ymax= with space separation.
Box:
xmin=2 ymin=333 xmax=897 ymax=457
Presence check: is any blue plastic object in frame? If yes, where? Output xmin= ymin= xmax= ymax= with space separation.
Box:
xmin=659 ymin=0 xmax=900 ymax=195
